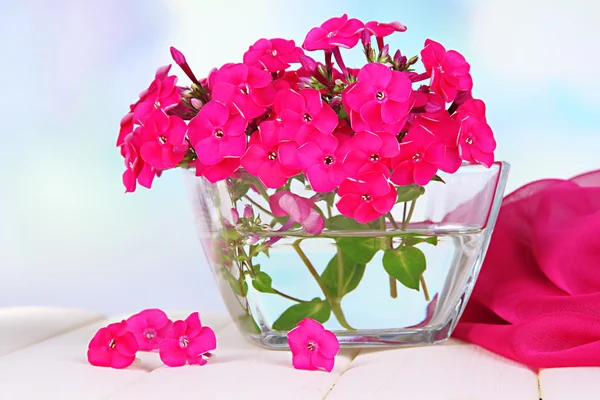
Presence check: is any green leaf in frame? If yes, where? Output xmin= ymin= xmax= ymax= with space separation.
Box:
xmin=396 ymin=185 xmax=425 ymax=203
xmin=430 ymin=174 xmax=446 ymax=184
xmin=337 ymin=237 xmax=380 ymax=264
xmin=229 ymin=277 xmax=248 ymax=297
xmin=230 ymin=179 xmax=250 ymax=201
xmin=326 ymin=215 xmax=371 ymax=231
xmin=251 ymin=271 xmax=276 ymax=294
xmin=272 ymin=298 xmax=331 ymax=331
xmin=402 ymin=236 xmax=438 ymax=247
xmin=382 ymin=247 xmax=427 ymax=291
xmin=321 ymin=253 xmax=366 ymax=299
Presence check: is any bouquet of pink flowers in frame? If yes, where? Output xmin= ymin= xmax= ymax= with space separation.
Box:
xmin=116 ymin=14 xmax=499 ymax=337
xmin=117 ymin=14 xmax=495 ymax=226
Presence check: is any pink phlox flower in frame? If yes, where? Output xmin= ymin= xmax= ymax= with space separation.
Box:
xmin=365 ymin=21 xmax=407 ymax=38
xmin=454 ymin=99 xmax=496 ymax=167
xmin=210 ymin=63 xmax=275 ymax=119
xmin=240 ymin=120 xmax=300 ymax=188
xmin=159 ymin=312 xmax=217 ymax=367
xmin=303 ymin=14 xmax=365 ymax=51
xmin=87 ymin=320 xmax=139 ymax=369
xmin=297 ymin=133 xmax=349 ymax=193
xmin=139 ymin=111 xmax=189 ymax=170
xmin=121 ymin=131 xmax=160 ymax=192
xmin=287 ymin=318 xmax=340 ymax=372
xmin=421 ymin=39 xmax=473 ymax=103
xmin=243 ymin=38 xmax=304 ymax=72
xmin=343 ymin=130 xmax=399 ymax=178
xmin=274 ymin=88 xmax=338 ymax=144
xmin=413 ymin=111 xmax=462 ymax=174
xmin=133 ymin=65 xmax=181 ymax=125
xmin=344 ymin=63 xmax=414 ymax=132
xmin=126 ymin=309 xmax=173 ymax=351
xmin=192 ymin=157 xmax=241 ymax=184
xmin=269 ymin=191 xmax=324 ymax=235
xmin=187 ymin=100 xmax=248 ymax=165
xmin=390 ymin=125 xmax=445 ymax=186
xmin=336 ymin=170 xmax=397 ymax=223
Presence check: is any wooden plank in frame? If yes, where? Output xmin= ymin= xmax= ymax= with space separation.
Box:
xmin=326 ymin=341 xmax=539 ymax=400
xmin=0 ymin=307 xmax=105 ymax=356
xmin=539 ymin=367 xmax=600 ymax=400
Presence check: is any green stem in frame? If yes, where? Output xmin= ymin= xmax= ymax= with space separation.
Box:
xmin=401 ymin=200 xmax=417 ymax=231
xmin=386 ymin=212 xmax=400 ymax=230
xmin=241 ymin=245 xmax=309 ymax=304
xmin=420 ymin=276 xmax=431 ymax=302
xmin=380 ymin=217 xmax=398 ymax=299
xmin=270 ymin=288 xmax=310 ymax=303
xmin=243 ymin=195 xmax=274 ymax=217
xmin=292 ymin=240 xmax=354 ymax=330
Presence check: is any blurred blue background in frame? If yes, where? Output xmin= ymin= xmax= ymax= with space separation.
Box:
xmin=1 ymin=0 xmax=598 ymax=315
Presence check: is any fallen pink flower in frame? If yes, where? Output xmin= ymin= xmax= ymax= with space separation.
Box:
xmin=87 ymin=321 xmax=139 ymax=369
xmin=287 ymin=318 xmax=340 ymax=372
xmin=126 ymin=309 xmax=173 ymax=351
xmin=269 ymin=190 xmax=324 ymax=235
xmin=159 ymin=312 xmax=217 ymax=367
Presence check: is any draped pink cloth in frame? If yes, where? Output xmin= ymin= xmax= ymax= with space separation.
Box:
xmin=453 ymin=170 xmax=600 ymax=368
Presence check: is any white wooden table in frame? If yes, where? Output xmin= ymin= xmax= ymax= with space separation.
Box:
xmin=0 ymin=307 xmax=594 ymax=399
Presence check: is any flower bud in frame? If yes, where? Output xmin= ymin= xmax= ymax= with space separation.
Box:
xmin=190 ymin=98 xmax=203 ymax=109
xmin=299 ymin=54 xmax=318 ymax=72
xmin=243 ymin=205 xmax=254 ymax=220
xmin=361 ymin=29 xmax=371 ymax=47
xmin=246 ymin=235 xmax=259 ymax=245
xmin=230 ymin=208 xmax=240 ymax=225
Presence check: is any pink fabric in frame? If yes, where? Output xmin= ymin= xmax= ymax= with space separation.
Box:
xmin=454 ymin=170 xmax=600 ymax=368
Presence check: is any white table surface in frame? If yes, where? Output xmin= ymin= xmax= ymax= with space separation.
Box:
xmin=0 ymin=306 xmax=595 ymax=399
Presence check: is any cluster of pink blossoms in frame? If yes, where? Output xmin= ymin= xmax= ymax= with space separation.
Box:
xmin=117 ymin=14 xmax=496 ymax=224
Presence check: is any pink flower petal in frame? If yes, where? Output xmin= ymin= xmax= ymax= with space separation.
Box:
xmin=87 ymin=347 xmax=112 ymax=367
xmin=115 ymin=332 xmax=139 ymax=357
xmin=187 ymin=327 xmax=217 ymax=356
xmin=381 ymin=98 xmax=412 ymax=124
xmin=269 ymin=191 xmax=288 ymax=217
xmin=372 ymin=186 xmax=397 ymax=214
xmin=303 ymin=27 xmax=332 ymax=51
xmin=311 ymin=351 xmax=334 ymax=372
xmin=220 ymin=134 xmax=247 ymax=159
xmin=390 ymin=162 xmax=416 ymax=186
xmin=353 ymin=131 xmax=382 ymax=154
xmin=170 ymin=320 xmax=187 ymax=339
xmin=344 ymin=82 xmax=375 ymax=112
xmin=292 ymin=350 xmax=317 ymax=370
xmin=470 ymin=147 xmax=495 ymax=167
xmin=110 ymin=352 xmax=136 ymax=369
xmin=297 ymin=142 xmax=323 ymax=169
xmin=303 ymin=209 xmax=325 ymax=235
xmin=278 ymin=141 xmax=299 ymax=169
xmin=359 ymin=101 xmax=383 ymax=126
xmin=336 ymin=193 xmax=362 ymax=218
xmin=275 ymin=89 xmax=305 ymax=114
xmin=312 ymin=104 xmax=338 ymax=135
xmin=413 ymin=162 xmax=439 ymax=186
xmin=287 ymin=327 xmax=309 ymax=353
xmin=377 ymin=132 xmax=401 ymax=157
xmin=354 ymin=202 xmax=382 ymax=223
xmin=385 ymin=73 xmax=412 ymax=102
xmin=197 ymin=137 xmax=223 ymax=165
xmin=240 ymin=144 xmax=268 ymax=175
xmin=258 ymin=162 xmax=289 ymax=188
xmin=357 ymin=63 xmax=392 ymax=88
xmin=306 ymin=164 xmax=335 ymax=192
xmin=159 ymin=338 xmax=187 ymax=367
xmin=184 ymin=312 xmax=202 ymax=337
xmin=278 ymin=191 xmax=312 ymax=221
xmin=201 ymin=101 xmax=230 ymax=126
xmin=318 ymin=330 xmax=341 ymax=358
